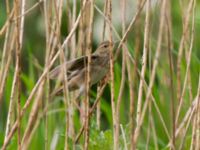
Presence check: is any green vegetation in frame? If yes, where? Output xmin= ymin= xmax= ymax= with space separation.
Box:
xmin=0 ymin=0 xmax=200 ymax=149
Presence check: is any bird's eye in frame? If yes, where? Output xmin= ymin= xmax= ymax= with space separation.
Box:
xmin=104 ymin=44 xmax=108 ymax=48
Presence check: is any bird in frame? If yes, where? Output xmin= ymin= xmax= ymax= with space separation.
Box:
xmin=49 ymin=41 xmax=113 ymax=98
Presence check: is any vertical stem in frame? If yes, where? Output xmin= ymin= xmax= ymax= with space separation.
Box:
xmin=166 ymin=16 xmax=176 ymax=150
xmin=43 ymin=0 xmax=51 ymax=149
xmin=176 ymin=0 xmax=194 ymax=118
xmin=106 ymin=0 xmax=116 ymax=149
xmin=135 ymin=0 xmax=150 ymax=134
xmin=84 ymin=0 xmax=94 ymax=149
xmin=129 ymin=1 xmax=143 ymax=147
xmin=134 ymin=0 xmax=150 ymax=149
xmin=133 ymin=0 xmax=166 ymax=147
xmin=116 ymin=0 xmax=127 ymax=148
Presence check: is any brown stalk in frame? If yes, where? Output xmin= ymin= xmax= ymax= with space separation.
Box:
xmin=150 ymin=109 xmax=159 ymax=150
xmin=114 ymin=0 xmax=146 ymax=60
xmin=166 ymin=96 xmax=198 ymax=148
xmin=16 ymin=0 xmax=25 ymax=148
xmin=3 ymin=0 xmax=25 ymax=149
xmin=133 ymin=0 xmax=166 ymax=148
xmin=176 ymin=0 xmax=194 ymax=117
xmin=135 ymin=0 xmax=150 ymax=137
xmin=126 ymin=50 xmax=134 ymax=146
xmin=4 ymin=34 xmax=16 ymax=139
xmin=106 ymin=0 xmax=117 ymax=149
xmin=43 ymin=0 xmax=51 ymax=149
xmin=84 ymin=0 xmax=94 ymax=149
xmin=190 ymin=104 xmax=197 ymax=150
xmin=22 ymin=0 xmax=63 ymax=148
xmin=176 ymin=0 xmax=195 ymax=125
xmin=0 ymin=9 xmax=14 ymax=36
xmin=115 ymin=0 xmax=127 ymax=148
xmin=179 ymin=0 xmax=196 ymax=149
xmin=166 ymin=12 xmax=176 ymax=150
xmin=123 ymin=49 xmax=172 ymax=141
xmin=96 ymin=0 xmax=108 ymax=129
xmin=69 ymin=0 xmax=77 ymax=145
xmin=129 ymin=1 xmax=143 ymax=147
xmin=127 ymin=44 xmax=172 ymax=143
xmin=1 ymin=0 xmax=88 ymax=149
xmin=146 ymin=112 xmax=150 ymax=150
xmin=21 ymin=82 xmax=45 ymax=150
xmin=53 ymin=1 xmax=71 ymax=149
xmin=0 ymin=10 xmax=15 ymax=106
xmin=75 ymin=82 xmax=107 ymax=143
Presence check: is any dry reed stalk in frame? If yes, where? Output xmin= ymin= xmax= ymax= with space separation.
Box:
xmin=165 ymin=95 xmax=199 ymax=148
xmin=4 ymin=34 xmax=16 ymax=138
xmin=106 ymin=0 xmax=117 ymax=149
xmin=84 ymin=0 xmax=94 ymax=149
xmin=176 ymin=97 xmax=198 ymax=138
xmin=75 ymin=82 xmax=107 ymax=143
xmin=21 ymin=82 xmax=45 ymax=149
xmin=176 ymin=0 xmax=194 ymax=118
xmin=150 ymin=109 xmax=159 ymax=150
xmin=2 ymin=1 xmax=88 ymax=149
xmin=54 ymin=0 xmax=71 ymax=149
xmin=120 ymin=124 xmax=128 ymax=150
xmin=52 ymin=1 xmax=71 ymax=149
xmin=3 ymin=0 xmax=25 ymax=149
xmin=71 ymin=0 xmax=77 ymax=59
xmin=135 ymin=0 xmax=150 ymax=136
xmin=115 ymin=0 xmax=146 ymax=59
xmin=96 ymin=0 xmax=146 ymax=148
xmin=93 ymin=4 xmax=154 ymax=148
xmin=176 ymin=0 xmax=195 ymax=123
xmin=21 ymin=0 xmax=64 ymax=148
xmin=43 ymin=0 xmax=51 ymax=149
xmin=166 ymin=8 xmax=176 ymax=150
xmin=68 ymin=0 xmax=77 ymax=143
xmin=115 ymin=0 xmax=127 ymax=148
xmin=128 ymin=49 xmax=172 ymax=141
xmin=129 ymin=1 xmax=143 ymax=147
xmin=126 ymin=50 xmax=134 ymax=146
xmin=0 ymin=9 xmax=15 ymax=106
xmin=96 ymin=85 xmax=101 ymax=129
xmin=0 ymin=9 xmax=14 ymax=36
xmin=15 ymin=0 xmax=25 ymax=148
xmin=61 ymin=48 xmax=69 ymax=150
xmin=12 ymin=0 xmax=44 ymax=21
xmin=146 ymin=104 xmax=159 ymax=150
xmin=127 ymin=44 xmax=172 ymax=146
xmin=146 ymin=115 xmax=150 ymax=150
xmin=3 ymin=7 xmax=16 ymax=137
xmin=178 ymin=104 xmax=195 ymax=150
xmin=190 ymin=108 xmax=197 ymax=150
xmin=133 ymin=0 xmax=166 ymax=148
xmin=178 ymin=1 xmax=196 ymax=149
xmin=96 ymin=0 xmax=108 ymax=129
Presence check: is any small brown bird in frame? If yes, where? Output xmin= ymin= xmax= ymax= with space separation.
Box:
xmin=49 ymin=41 xmax=112 ymax=97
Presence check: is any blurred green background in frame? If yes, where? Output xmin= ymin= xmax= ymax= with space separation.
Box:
xmin=0 ymin=0 xmax=200 ymax=149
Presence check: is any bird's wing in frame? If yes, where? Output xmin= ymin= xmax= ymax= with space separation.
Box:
xmin=49 ymin=55 xmax=99 ymax=79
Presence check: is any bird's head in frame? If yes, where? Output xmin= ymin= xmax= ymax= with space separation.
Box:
xmin=94 ymin=41 xmax=113 ymax=55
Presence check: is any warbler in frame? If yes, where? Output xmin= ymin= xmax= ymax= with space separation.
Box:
xmin=49 ymin=41 xmax=113 ymax=97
